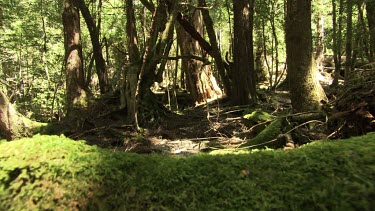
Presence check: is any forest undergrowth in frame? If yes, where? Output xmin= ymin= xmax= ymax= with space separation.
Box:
xmin=41 ymin=69 xmax=375 ymax=156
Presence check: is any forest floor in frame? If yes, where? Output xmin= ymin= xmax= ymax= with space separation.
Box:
xmin=47 ymin=69 xmax=374 ymax=156
xmin=62 ymin=89 xmax=293 ymax=155
xmin=1 ymin=72 xmax=374 ymax=210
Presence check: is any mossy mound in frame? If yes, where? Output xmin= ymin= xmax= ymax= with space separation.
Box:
xmin=243 ymin=109 xmax=275 ymax=124
xmin=1 ymin=134 xmax=374 ymax=210
xmin=240 ymin=119 xmax=283 ymax=148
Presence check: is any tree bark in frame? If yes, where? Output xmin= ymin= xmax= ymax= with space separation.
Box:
xmin=197 ymin=0 xmax=232 ymax=97
xmin=176 ymin=7 xmax=206 ymax=104
xmin=332 ymin=0 xmax=344 ymax=86
xmin=62 ymin=0 xmax=89 ymax=116
xmin=314 ymin=0 xmax=325 ymax=72
xmin=232 ymin=0 xmax=257 ymax=105
xmin=345 ymin=0 xmax=353 ymax=80
xmin=124 ymin=0 xmax=141 ymax=117
xmin=79 ymin=0 xmax=109 ymax=94
xmin=366 ymin=0 xmax=375 ymax=62
xmin=0 ymin=91 xmax=45 ymax=141
xmin=285 ymin=0 xmax=327 ymax=112
xmin=132 ymin=0 xmax=179 ymax=126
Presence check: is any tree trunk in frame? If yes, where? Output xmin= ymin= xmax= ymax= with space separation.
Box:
xmin=197 ymin=0 xmax=232 ymax=97
xmin=62 ymin=0 xmax=89 ymax=116
xmin=132 ymin=0 xmax=179 ymax=126
xmin=0 ymin=91 xmax=45 ymax=141
xmin=366 ymin=0 xmax=375 ymax=62
xmin=176 ymin=1 xmax=220 ymax=105
xmin=232 ymin=0 xmax=257 ymax=105
xmin=332 ymin=0 xmax=344 ymax=86
xmin=285 ymin=0 xmax=327 ymax=112
xmin=314 ymin=0 xmax=325 ymax=72
xmin=79 ymin=0 xmax=109 ymax=94
xmin=124 ymin=0 xmax=141 ymax=118
xmin=357 ymin=1 xmax=370 ymax=62
xmin=176 ymin=14 xmax=206 ymax=104
xmin=345 ymin=0 xmax=353 ymax=80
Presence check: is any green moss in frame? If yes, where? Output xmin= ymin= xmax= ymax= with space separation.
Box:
xmin=240 ymin=119 xmax=283 ymax=148
xmin=1 ymin=133 xmax=374 ymax=210
xmin=243 ymin=109 xmax=275 ymax=124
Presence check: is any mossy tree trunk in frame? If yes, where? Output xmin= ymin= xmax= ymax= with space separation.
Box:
xmin=285 ymin=0 xmax=327 ymax=112
xmin=124 ymin=0 xmax=141 ymax=119
xmin=62 ymin=0 xmax=89 ymax=117
xmin=130 ymin=0 xmax=180 ymax=126
xmin=0 ymin=91 xmax=45 ymax=141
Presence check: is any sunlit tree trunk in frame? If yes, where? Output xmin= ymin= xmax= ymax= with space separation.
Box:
xmin=198 ymin=0 xmax=231 ymax=97
xmin=176 ymin=1 xmax=221 ymax=104
xmin=232 ymin=0 xmax=257 ymax=105
xmin=0 ymin=91 xmax=45 ymax=141
xmin=79 ymin=0 xmax=109 ymax=94
xmin=286 ymin=0 xmax=327 ymax=112
xmin=176 ymin=13 xmax=206 ymax=104
xmin=62 ymin=0 xmax=89 ymax=116
xmin=366 ymin=0 xmax=375 ymax=62
xmin=314 ymin=0 xmax=325 ymax=72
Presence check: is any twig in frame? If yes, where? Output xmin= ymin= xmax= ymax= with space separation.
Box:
xmin=187 ymin=137 xmax=221 ymax=141
xmin=284 ymin=120 xmax=325 ymax=135
xmin=326 ymin=121 xmax=346 ymax=139
xmin=248 ymin=120 xmax=273 ymax=131
xmin=235 ymin=138 xmax=279 ymax=150
xmin=69 ymin=126 xmax=107 ymax=139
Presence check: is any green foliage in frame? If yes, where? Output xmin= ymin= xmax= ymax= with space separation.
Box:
xmin=0 ymin=0 xmax=65 ymax=121
xmin=1 ymin=133 xmax=374 ymax=210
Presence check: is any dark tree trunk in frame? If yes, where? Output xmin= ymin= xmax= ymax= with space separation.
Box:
xmin=232 ymin=0 xmax=257 ymax=105
xmin=79 ymin=0 xmax=109 ymax=94
xmin=332 ymin=0 xmax=344 ymax=86
xmin=285 ymin=0 xmax=327 ymax=112
xmin=62 ymin=0 xmax=89 ymax=116
xmin=124 ymin=0 xmax=141 ymax=118
xmin=366 ymin=0 xmax=375 ymax=62
xmin=357 ymin=1 xmax=370 ymax=62
xmin=132 ymin=0 xmax=179 ymax=126
xmin=345 ymin=0 xmax=353 ymax=80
